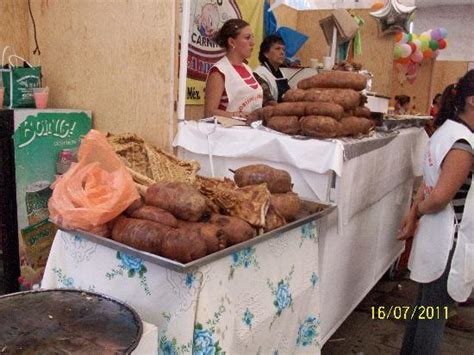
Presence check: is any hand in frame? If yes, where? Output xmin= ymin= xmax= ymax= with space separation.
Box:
xmin=232 ymin=111 xmax=249 ymax=120
xmin=396 ymin=209 xmax=418 ymax=241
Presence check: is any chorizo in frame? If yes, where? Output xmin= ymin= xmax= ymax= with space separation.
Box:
xmin=300 ymin=115 xmax=343 ymax=138
xmin=269 ymin=102 xmax=306 ymax=117
xmin=353 ymin=106 xmax=371 ymax=119
xmin=282 ymin=88 xmax=307 ymax=102
xmin=266 ymin=116 xmax=300 ymax=135
xmin=209 ymin=214 xmax=256 ymax=246
xmin=304 ymin=88 xmax=361 ymax=110
xmin=233 ymin=164 xmax=292 ymax=193
xmin=304 ymin=102 xmax=344 ymax=120
xmin=130 ymin=205 xmax=178 ymax=228
xmin=340 ymin=116 xmax=373 ymax=136
xmin=297 ymin=71 xmax=367 ymax=91
xmin=270 ymin=192 xmax=301 ymax=222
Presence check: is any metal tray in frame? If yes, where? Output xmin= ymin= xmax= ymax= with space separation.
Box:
xmin=0 ymin=289 xmax=142 ymax=354
xmin=60 ymin=201 xmax=336 ymax=272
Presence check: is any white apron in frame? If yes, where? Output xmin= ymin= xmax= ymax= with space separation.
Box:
xmin=408 ymin=119 xmax=474 ymax=302
xmin=212 ymin=56 xmax=263 ymax=113
xmin=255 ymin=65 xmax=278 ymax=102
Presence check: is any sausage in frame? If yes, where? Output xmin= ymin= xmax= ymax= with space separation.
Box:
xmin=304 ymin=102 xmax=344 ymax=120
xmin=111 ymin=215 xmax=175 ymax=254
xmin=269 ymin=102 xmax=306 ymax=117
xmin=160 ymin=231 xmax=207 ymax=263
xmin=233 ymin=164 xmax=292 ymax=193
xmin=130 ymin=205 xmax=178 ymax=228
xmin=270 ymin=192 xmax=301 ymax=222
xmin=265 ymin=116 xmax=300 ymax=135
xmin=282 ymin=88 xmax=307 ymax=102
xmin=300 ymin=115 xmax=343 ymax=138
xmin=145 ymin=182 xmax=208 ymax=222
xmin=303 ymin=88 xmax=361 ymax=110
xmin=125 ymin=198 xmax=144 ymax=216
xmin=340 ymin=116 xmax=373 ymax=136
xmin=297 ymin=71 xmax=367 ymax=91
xmin=209 ymin=213 xmax=256 ymax=246
xmin=177 ymin=220 xmax=226 ymax=253
xmin=247 ymin=108 xmax=264 ymax=124
xmin=354 ymin=106 xmax=371 ymax=119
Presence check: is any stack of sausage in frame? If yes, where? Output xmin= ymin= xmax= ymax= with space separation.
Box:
xmin=249 ymin=71 xmax=373 ymax=139
xmin=110 ymin=164 xmax=302 ymax=263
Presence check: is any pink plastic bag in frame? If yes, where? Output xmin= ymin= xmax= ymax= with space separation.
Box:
xmin=48 ymin=130 xmax=140 ymax=231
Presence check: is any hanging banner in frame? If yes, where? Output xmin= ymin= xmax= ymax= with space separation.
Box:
xmin=184 ymin=0 xmax=263 ymax=105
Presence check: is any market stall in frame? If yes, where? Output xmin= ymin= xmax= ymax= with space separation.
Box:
xmin=174 ymin=122 xmax=428 ymax=343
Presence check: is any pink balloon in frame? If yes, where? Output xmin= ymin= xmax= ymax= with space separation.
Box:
xmin=432 ymin=49 xmax=440 ymax=59
xmin=431 ymin=29 xmax=442 ymax=40
xmin=410 ymin=50 xmax=423 ymax=63
xmin=407 ymin=61 xmax=418 ymax=75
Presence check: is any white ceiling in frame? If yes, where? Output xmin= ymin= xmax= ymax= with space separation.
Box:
xmin=413 ymin=0 xmax=474 ymax=6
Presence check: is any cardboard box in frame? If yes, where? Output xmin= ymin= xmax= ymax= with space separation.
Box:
xmin=320 ymin=9 xmax=358 ymax=45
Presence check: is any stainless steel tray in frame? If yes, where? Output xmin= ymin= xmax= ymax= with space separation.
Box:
xmin=60 ymin=201 xmax=336 ymax=272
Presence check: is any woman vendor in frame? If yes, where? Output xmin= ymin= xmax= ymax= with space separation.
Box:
xmin=204 ymin=19 xmax=263 ymax=119
xmin=254 ymin=34 xmax=290 ymax=105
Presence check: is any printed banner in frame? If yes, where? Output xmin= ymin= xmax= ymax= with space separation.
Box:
xmin=184 ymin=0 xmax=264 ymax=105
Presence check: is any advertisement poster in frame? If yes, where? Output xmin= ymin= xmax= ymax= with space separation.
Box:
xmin=184 ymin=0 xmax=264 ymax=105
xmin=13 ymin=109 xmax=91 ymax=284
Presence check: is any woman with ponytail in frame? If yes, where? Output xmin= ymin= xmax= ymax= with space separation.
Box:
xmin=397 ymin=70 xmax=474 ymax=354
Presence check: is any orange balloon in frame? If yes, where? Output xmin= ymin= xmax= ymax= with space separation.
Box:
xmin=396 ymin=57 xmax=411 ymax=65
xmin=423 ymin=49 xmax=433 ymax=59
xmin=371 ymin=2 xmax=384 ymax=11
xmin=395 ymin=32 xmax=404 ymax=43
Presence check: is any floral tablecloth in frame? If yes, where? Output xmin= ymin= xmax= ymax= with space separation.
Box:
xmin=42 ymin=220 xmax=323 ymax=354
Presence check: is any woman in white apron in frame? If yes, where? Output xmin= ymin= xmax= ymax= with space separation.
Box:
xmin=397 ymin=69 xmax=474 ymax=354
xmin=204 ymin=19 xmax=263 ymax=119
xmin=254 ymin=34 xmax=290 ymax=105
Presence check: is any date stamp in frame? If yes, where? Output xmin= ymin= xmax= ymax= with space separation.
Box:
xmin=371 ymin=306 xmax=449 ymax=320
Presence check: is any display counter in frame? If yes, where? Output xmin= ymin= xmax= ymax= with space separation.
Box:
xmin=173 ymin=122 xmax=429 ymax=344
xmin=42 ymin=207 xmax=334 ymax=354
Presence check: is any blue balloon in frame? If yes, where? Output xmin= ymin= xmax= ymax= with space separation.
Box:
xmin=439 ymin=27 xmax=448 ymax=39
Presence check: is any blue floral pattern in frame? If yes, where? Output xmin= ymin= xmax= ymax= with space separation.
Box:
xmin=52 ymin=267 xmax=74 ymax=287
xmin=300 ymin=221 xmax=318 ymax=247
xmin=185 ymin=272 xmax=196 ymax=288
xmin=159 ymin=335 xmax=191 ymax=355
xmin=229 ymin=247 xmax=260 ymax=279
xmin=105 ymin=251 xmax=150 ymax=295
xmin=242 ymin=308 xmax=254 ymax=329
xmin=193 ymin=304 xmax=226 ymax=355
xmin=296 ymin=315 xmax=320 ymax=347
xmin=267 ymin=266 xmax=295 ymax=326
xmin=310 ymin=272 xmax=319 ymax=288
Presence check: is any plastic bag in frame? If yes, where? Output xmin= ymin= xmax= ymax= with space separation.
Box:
xmin=48 ymin=129 xmax=140 ymax=231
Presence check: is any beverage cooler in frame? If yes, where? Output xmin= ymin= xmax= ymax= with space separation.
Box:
xmin=0 ymin=109 xmax=91 ymax=293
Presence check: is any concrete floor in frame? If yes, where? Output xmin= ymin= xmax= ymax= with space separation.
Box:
xmin=323 ymin=276 xmax=474 ymax=354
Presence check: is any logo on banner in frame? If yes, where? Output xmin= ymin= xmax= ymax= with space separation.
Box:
xmin=188 ymin=0 xmax=242 ymax=81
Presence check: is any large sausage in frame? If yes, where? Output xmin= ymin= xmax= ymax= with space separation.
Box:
xmin=340 ymin=116 xmax=373 ymax=136
xmin=304 ymin=102 xmax=344 ymax=120
xmin=303 ymin=88 xmax=361 ymax=110
xmin=177 ymin=220 xmax=226 ymax=254
xmin=297 ymin=71 xmax=367 ymax=91
xmin=282 ymin=88 xmax=307 ymax=102
xmin=270 ymin=192 xmax=301 ymax=222
xmin=130 ymin=205 xmax=178 ymax=228
xmin=160 ymin=232 xmax=207 ymax=263
xmin=300 ymin=115 xmax=342 ymax=138
xmin=209 ymin=214 xmax=256 ymax=246
xmin=233 ymin=164 xmax=292 ymax=193
xmin=353 ymin=106 xmax=371 ymax=119
xmin=269 ymin=102 xmax=307 ymax=117
xmin=266 ymin=116 xmax=300 ymax=135
xmin=145 ymin=182 xmax=208 ymax=222
xmin=111 ymin=215 xmax=175 ymax=254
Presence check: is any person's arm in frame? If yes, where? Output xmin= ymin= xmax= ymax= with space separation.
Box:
xmin=417 ymin=148 xmax=472 ymax=215
xmin=204 ymin=71 xmax=250 ymax=119
xmin=397 ymin=181 xmax=426 ymax=240
xmin=254 ymin=72 xmax=276 ymax=107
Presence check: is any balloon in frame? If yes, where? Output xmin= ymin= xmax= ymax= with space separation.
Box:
xmin=423 ymin=49 xmax=433 ymax=59
xmin=439 ymin=27 xmax=448 ymax=39
xmin=400 ymin=44 xmax=412 ymax=58
xmin=412 ymin=39 xmax=421 ymax=50
xmin=409 ymin=42 xmax=417 ymax=54
xmin=395 ymin=32 xmax=404 ymax=43
xmin=432 ymin=49 xmax=440 ymax=59
xmin=394 ymin=45 xmax=402 ymax=59
xmin=419 ymin=33 xmax=431 ymax=42
xmin=420 ymin=39 xmax=429 ymax=51
xmin=431 ymin=29 xmax=442 ymax=40
xmin=411 ymin=33 xmax=418 ymax=41
xmin=407 ymin=33 xmax=413 ymax=42
xmin=371 ymin=1 xmax=385 ymax=11
xmin=411 ymin=50 xmax=423 ymax=63
xmin=429 ymin=39 xmax=439 ymax=51
xmin=438 ymin=39 xmax=447 ymax=49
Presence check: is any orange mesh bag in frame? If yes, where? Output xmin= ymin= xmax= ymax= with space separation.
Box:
xmin=48 ymin=129 xmax=140 ymax=231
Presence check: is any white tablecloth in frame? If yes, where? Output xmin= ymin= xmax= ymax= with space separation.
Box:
xmin=173 ymin=124 xmax=429 ymax=345
xmin=42 ymin=218 xmax=327 ymax=354
xmin=133 ymin=321 xmax=158 ymax=355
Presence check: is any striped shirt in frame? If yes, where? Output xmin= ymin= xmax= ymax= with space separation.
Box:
xmin=209 ymin=65 xmax=259 ymax=110
xmin=452 ymin=139 xmax=473 ymax=222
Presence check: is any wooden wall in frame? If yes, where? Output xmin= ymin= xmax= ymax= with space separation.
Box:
xmin=295 ymin=9 xmax=395 ymax=97
xmin=24 ymin=0 xmax=176 ymax=150
xmin=0 ymin=0 xmax=30 ymax=62
xmin=430 ymin=61 xmax=469 ymax=99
